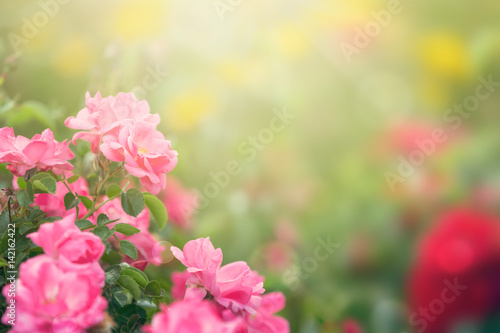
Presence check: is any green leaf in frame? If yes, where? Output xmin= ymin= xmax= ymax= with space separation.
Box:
xmin=16 ymin=236 xmax=30 ymax=252
xmin=29 ymin=246 xmax=43 ymax=255
xmin=136 ymin=299 xmax=158 ymax=320
xmin=121 ymin=267 xmax=149 ymax=288
xmin=117 ymin=304 xmax=147 ymax=321
xmin=32 ymin=177 xmax=56 ymax=194
xmin=114 ymin=223 xmax=140 ymax=236
xmin=78 ymin=195 xmax=93 ymax=210
xmin=119 ymin=240 xmax=138 ymax=260
xmin=121 ymin=267 xmax=148 ymax=288
xmin=15 ymin=252 xmax=26 ymax=266
xmin=29 ymin=172 xmax=54 ymax=182
xmin=19 ymin=223 xmax=36 ymax=235
xmin=101 ymin=249 xmax=122 ymax=265
xmin=67 ymin=174 xmax=80 ymax=183
xmin=0 ymin=258 xmax=8 ymax=268
xmin=143 ymin=281 xmax=163 ymax=297
xmin=64 ymin=193 xmax=81 ymax=210
xmin=126 ymin=314 xmax=140 ymax=330
xmin=0 ymin=231 xmax=9 ymax=254
xmin=113 ymin=288 xmax=133 ymax=307
xmin=26 ymin=180 xmax=34 ymax=200
xmin=87 ymin=174 xmax=99 ymax=181
xmin=106 ymin=183 xmax=122 ymax=199
xmin=117 ymin=275 xmax=141 ymax=301
xmin=143 ymin=192 xmax=168 ymax=230
xmin=92 ymin=225 xmax=114 ymax=241
xmin=97 ymin=213 xmax=110 ymax=226
xmin=121 ymin=188 xmax=144 ymax=217
xmin=16 ymin=177 xmax=26 ymax=190
xmin=105 ymin=264 xmax=122 ymax=285
xmin=76 ymin=219 xmax=94 ymax=230
xmin=17 ymin=189 xmax=33 ymax=207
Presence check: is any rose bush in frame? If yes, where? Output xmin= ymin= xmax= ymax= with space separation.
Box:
xmin=0 ymin=92 xmax=289 ymax=333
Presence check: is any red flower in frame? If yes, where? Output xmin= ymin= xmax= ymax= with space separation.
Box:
xmin=408 ymin=208 xmax=500 ymax=333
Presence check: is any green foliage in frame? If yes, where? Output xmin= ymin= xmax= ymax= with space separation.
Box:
xmin=144 ymin=281 xmax=163 ymax=298
xmin=114 ymin=223 xmax=141 ymax=236
xmin=121 ymin=267 xmax=149 ymax=288
xmin=92 ymin=225 xmax=115 ymax=241
xmin=16 ymin=176 xmax=26 ymax=189
xmin=97 ymin=213 xmax=110 ymax=226
xmin=75 ymin=219 xmax=94 ymax=230
xmin=121 ymin=188 xmax=144 ymax=217
xmin=117 ymin=275 xmax=142 ymax=301
xmin=143 ymin=192 xmax=168 ymax=230
xmin=4 ymin=101 xmax=56 ymax=131
xmin=103 ymin=263 xmax=165 ymax=332
xmin=63 ymin=192 xmax=81 ymax=210
xmin=105 ymin=265 xmax=122 ymax=285
xmin=78 ymin=195 xmax=92 ymax=209
xmin=17 ymin=189 xmax=33 ymax=207
xmin=119 ymin=240 xmax=138 ymax=260
xmin=67 ymin=174 xmax=80 ymax=183
xmin=106 ymin=183 xmax=122 ymax=199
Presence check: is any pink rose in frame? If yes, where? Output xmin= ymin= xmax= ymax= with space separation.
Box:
xmin=214 ymin=262 xmax=265 ymax=315
xmin=98 ymin=198 xmax=165 ymax=270
xmin=100 ymin=120 xmax=178 ymax=194
xmin=142 ymin=300 xmax=238 ymax=333
xmin=27 ymin=214 xmax=105 ymax=286
xmin=171 ymin=237 xmax=223 ymax=295
xmin=65 ymin=91 xmax=160 ymax=152
xmin=0 ymin=127 xmax=74 ymax=177
xmin=171 ymin=270 xmax=191 ymax=300
xmin=1 ymin=255 xmax=107 ymax=332
xmin=162 ymin=177 xmax=198 ymax=229
xmin=171 ymin=237 xmax=265 ymax=314
xmin=245 ymin=292 xmax=289 ymax=333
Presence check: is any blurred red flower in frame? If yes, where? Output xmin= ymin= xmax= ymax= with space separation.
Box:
xmin=408 ymin=208 xmax=500 ymax=332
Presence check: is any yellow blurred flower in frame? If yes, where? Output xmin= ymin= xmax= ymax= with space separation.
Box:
xmin=273 ymin=24 xmax=310 ymax=59
xmin=419 ymin=32 xmax=471 ymax=79
xmin=215 ymin=59 xmax=267 ymax=87
xmin=217 ymin=61 xmax=246 ymax=85
xmin=165 ymin=89 xmax=216 ymax=131
xmin=53 ymin=37 xmax=97 ymax=76
xmin=111 ymin=0 xmax=168 ymax=40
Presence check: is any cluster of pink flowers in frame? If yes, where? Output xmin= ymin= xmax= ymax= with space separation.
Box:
xmin=65 ymin=92 xmax=178 ymax=194
xmin=0 ymin=127 xmax=74 ymax=177
xmin=143 ymin=237 xmax=289 ymax=333
xmin=2 ymin=215 xmax=107 ymax=332
xmin=0 ymin=92 xmax=290 ymax=332
xmin=143 ymin=300 xmax=239 ymax=333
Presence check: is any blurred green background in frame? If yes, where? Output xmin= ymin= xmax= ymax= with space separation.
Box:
xmin=1 ymin=0 xmax=500 ymax=332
